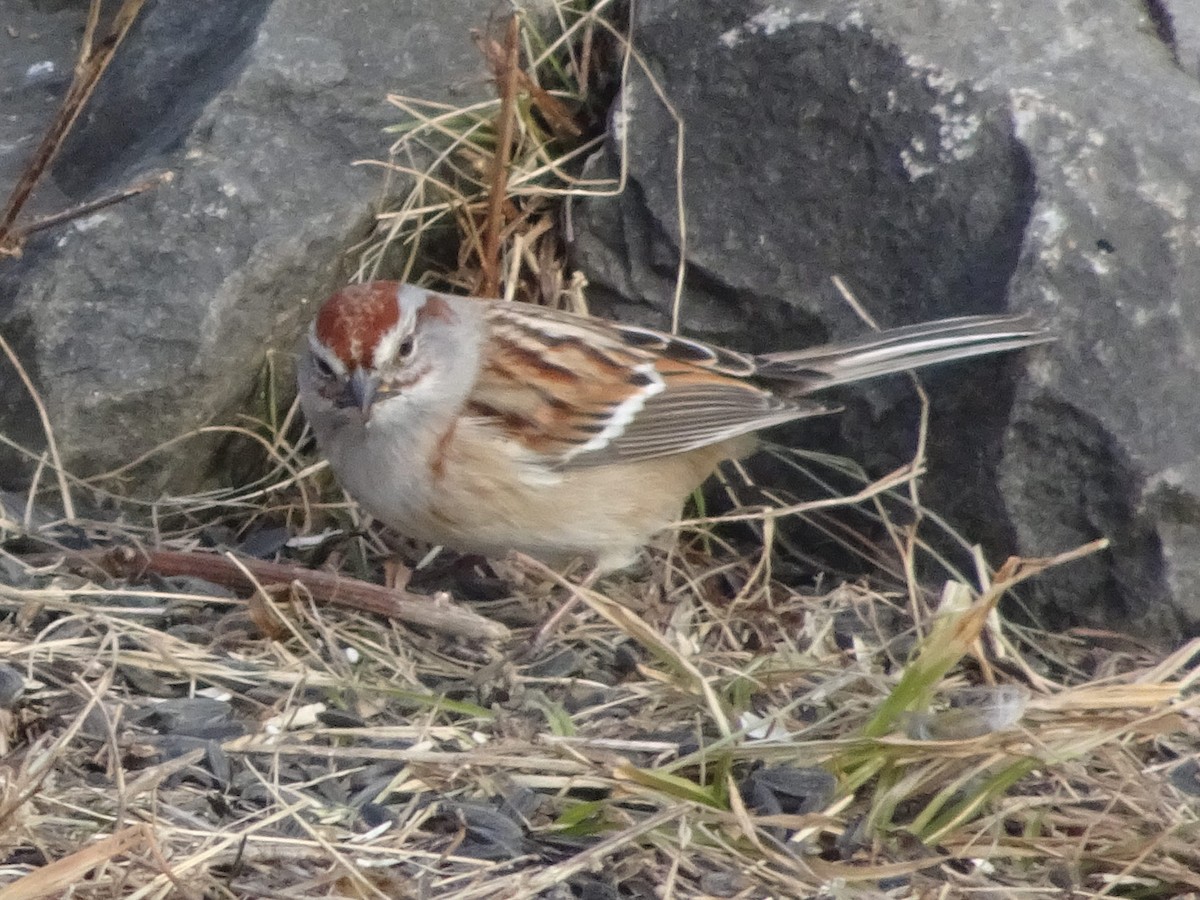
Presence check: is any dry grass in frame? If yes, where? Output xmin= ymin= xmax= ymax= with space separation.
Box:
xmin=2 ymin=2 xmax=1199 ymax=898
xmin=2 ymin=515 xmax=1198 ymax=897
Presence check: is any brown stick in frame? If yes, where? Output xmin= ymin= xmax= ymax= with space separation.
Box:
xmin=478 ymin=29 xmax=581 ymax=141
xmin=15 ymin=170 xmax=172 ymax=239
xmin=478 ymin=15 xmax=521 ymax=297
xmin=41 ymin=546 xmax=510 ymax=642
xmin=0 ymin=0 xmax=149 ymax=256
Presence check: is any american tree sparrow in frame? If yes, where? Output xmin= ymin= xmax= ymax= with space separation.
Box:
xmin=298 ymin=282 xmax=1049 ymax=573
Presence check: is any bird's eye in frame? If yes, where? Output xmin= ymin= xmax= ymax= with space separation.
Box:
xmin=398 ymin=336 xmax=416 ymax=359
xmin=313 ymin=356 xmax=336 ymax=379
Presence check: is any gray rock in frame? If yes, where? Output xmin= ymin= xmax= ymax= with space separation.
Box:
xmin=7 ymin=0 xmax=1200 ymax=643
xmin=0 ymin=664 xmax=25 ymax=709
xmin=1163 ymin=0 xmax=1200 ymax=78
xmin=571 ymin=0 xmax=1200 ymax=642
xmin=0 ymin=0 xmax=496 ymax=488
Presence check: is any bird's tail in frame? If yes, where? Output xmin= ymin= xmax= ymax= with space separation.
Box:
xmin=754 ymin=313 xmax=1051 ymax=392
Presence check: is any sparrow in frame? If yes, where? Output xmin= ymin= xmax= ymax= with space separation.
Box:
xmin=298 ymin=281 xmax=1049 ymax=572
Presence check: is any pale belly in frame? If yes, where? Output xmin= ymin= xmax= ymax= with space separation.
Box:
xmin=333 ymin=417 xmax=747 ymax=571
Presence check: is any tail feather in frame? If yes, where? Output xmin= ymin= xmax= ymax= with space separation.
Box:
xmin=754 ymin=313 xmax=1051 ymax=391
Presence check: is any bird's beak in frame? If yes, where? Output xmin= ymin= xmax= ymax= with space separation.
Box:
xmin=346 ymin=368 xmax=379 ymax=417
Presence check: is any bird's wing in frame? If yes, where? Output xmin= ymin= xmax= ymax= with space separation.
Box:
xmin=468 ymin=303 xmax=830 ymax=469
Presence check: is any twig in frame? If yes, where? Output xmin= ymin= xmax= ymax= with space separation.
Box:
xmin=0 ymin=0 xmax=149 ymax=256
xmin=0 ymin=332 xmax=75 ymax=521
xmin=0 ymin=824 xmax=151 ymax=900
xmin=478 ymin=15 xmax=521 ymax=296
xmin=11 ymin=171 xmax=173 ymax=241
xmin=832 ymin=274 xmax=935 ymax=617
xmin=481 ymin=28 xmax=581 ymax=141
xmin=46 ymin=546 xmax=511 ymax=641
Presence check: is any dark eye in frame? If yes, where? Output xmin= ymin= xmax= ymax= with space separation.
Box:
xmin=398 ymin=336 xmax=415 ymax=359
xmin=313 ymin=355 xmax=336 ymax=379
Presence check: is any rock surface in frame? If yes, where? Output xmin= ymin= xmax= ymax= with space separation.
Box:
xmin=0 ymin=0 xmax=495 ymax=487
xmin=570 ymin=0 xmax=1200 ymax=642
xmin=1162 ymin=0 xmax=1200 ymax=78
xmin=4 ymin=0 xmax=1200 ymax=642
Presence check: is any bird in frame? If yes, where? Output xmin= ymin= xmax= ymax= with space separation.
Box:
xmin=297 ymin=281 xmax=1050 ymax=574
